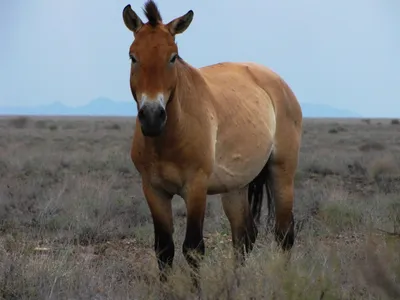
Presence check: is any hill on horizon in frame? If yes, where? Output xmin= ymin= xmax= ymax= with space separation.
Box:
xmin=0 ymin=97 xmax=362 ymax=118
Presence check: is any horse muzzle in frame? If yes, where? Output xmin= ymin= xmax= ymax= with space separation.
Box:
xmin=137 ymin=102 xmax=167 ymax=137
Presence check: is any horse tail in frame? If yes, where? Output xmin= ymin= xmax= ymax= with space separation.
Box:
xmin=248 ymin=156 xmax=274 ymax=226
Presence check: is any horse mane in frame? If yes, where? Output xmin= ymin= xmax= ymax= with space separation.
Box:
xmin=143 ymin=0 xmax=163 ymax=27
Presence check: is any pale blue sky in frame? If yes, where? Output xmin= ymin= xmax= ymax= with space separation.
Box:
xmin=1 ymin=0 xmax=399 ymax=117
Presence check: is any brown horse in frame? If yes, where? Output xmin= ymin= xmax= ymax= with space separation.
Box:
xmin=122 ymin=0 xmax=303 ymax=285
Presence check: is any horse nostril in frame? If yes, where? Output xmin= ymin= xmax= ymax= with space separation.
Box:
xmin=138 ymin=109 xmax=145 ymax=120
xmin=159 ymin=108 xmax=166 ymax=119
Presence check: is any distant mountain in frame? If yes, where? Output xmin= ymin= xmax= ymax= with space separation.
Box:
xmin=300 ymin=103 xmax=362 ymax=118
xmin=0 ymin=97 xmax=361 ymax=118
xmin=0 ymin=97 xmax=137 ymax=117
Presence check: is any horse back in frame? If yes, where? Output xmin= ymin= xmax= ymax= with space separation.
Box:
xmin=199 ymin=61 xmax=302 ymax=137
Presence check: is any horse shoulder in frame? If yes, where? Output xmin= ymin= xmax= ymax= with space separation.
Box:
xmin=130 ymin=127 xmax=152 ymax=175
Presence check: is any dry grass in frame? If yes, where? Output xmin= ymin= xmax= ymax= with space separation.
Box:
xmin=1 ymin=116 xmax=400 ymax=299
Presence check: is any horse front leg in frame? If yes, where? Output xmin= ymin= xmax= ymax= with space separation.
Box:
xmin=182 ymin=171 xmax=208 ymax=289
xmin=142 ymin=179 xmax=175 ymax=282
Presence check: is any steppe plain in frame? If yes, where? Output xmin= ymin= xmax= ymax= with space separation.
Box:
xmin=1 ymin=115 xmax=400 ymax=299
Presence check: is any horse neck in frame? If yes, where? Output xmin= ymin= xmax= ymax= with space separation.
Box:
xmin=174 ymin=58 xmax=204 ymax=112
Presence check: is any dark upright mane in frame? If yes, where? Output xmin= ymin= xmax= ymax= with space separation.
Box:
xmin=143 ymin=0 xmax=163 ymax=27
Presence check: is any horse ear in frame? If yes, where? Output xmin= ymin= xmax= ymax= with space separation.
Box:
xmin=123 ymin=4 xmax=144 ymax=33
xmin=166 ymin=10 xmax=194 ymax=36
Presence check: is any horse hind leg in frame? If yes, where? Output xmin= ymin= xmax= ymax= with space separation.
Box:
xmin=249 ymin=152 xmax=296 ymax=252
xmin=268 ymin=152 xmax=298 ymax=251
xmin=221 ymin=187 xmax=258 ymax=266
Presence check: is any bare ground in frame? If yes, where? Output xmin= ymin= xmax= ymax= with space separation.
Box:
xmin=1 ymin=115 xmax=400 ymax=299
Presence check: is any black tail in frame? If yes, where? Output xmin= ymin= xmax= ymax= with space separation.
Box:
xmin=248 ymin=157 xmax=274 ymax=225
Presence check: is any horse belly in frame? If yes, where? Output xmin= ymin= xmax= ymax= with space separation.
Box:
xmin=206 ymin=122 xmax=275 ymax=195
xmin=207 ymin=143 xmax=273 ymax=194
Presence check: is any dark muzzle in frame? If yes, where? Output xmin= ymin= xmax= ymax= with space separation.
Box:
xmin=137 ymin=102 xmax=167 ymax=137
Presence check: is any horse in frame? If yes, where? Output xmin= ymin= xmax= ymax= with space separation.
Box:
xmin=122 ymin=0 xmax=303 ymax=286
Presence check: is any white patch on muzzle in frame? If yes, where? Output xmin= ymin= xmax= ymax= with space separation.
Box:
xmin=139 ymin=93 xmax=165 ymax=109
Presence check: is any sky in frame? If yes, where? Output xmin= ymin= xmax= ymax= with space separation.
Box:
xmin=1 ymin=0 xmax=399 ymax=117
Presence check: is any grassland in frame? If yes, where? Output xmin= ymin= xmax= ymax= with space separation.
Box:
xmin=1 ymin=115 xmax=400 ymax=300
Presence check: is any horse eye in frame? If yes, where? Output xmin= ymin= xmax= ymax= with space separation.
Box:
xmin=129 ymin=54 xmax=137 ymax=63
xmin=170 ymin=54 xmax=177 ymax=64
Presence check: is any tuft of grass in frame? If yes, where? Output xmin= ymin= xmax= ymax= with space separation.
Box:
xmin=7 ymin=116 xmax=30 ymax=128
xmin=367 ymin=155 xmax=399 ymax=179
xmin=48 ymin=124 xmax=58 ymax=131
xmin=104 ymin=123 xmax=121 ymax=130
xmin=328 ymin=126 xmax=347 ymax=134
xmin=391 ymin=119 xmax=399 ymax=125
xmin=358 ymin=141 xmax=385 ymax=152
